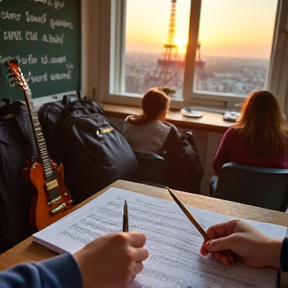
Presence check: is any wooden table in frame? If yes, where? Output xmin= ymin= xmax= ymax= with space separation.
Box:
xmin=1 ymin=179 xmax=288 ymax=282
xmin=101 ymin=103 xmax=232 ymax=133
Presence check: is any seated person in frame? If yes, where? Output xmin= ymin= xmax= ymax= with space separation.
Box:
xmin=123 ymin=87 xmax=171 ymax=154
xmin=210 ymin=90 xmax=288 ymax=194
xmin=124 ymin=88 xmax=203 ymax=193
xmin=213 ymin=90 xmax=288 ymax=174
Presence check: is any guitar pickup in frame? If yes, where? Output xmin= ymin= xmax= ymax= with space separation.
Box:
xmin=50 ymin=203 xmax=67 ymax=215
xmin=46 ymin=179 xmax=58 ymax=190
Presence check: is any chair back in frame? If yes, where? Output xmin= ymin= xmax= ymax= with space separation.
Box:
xmin=214 ymin=162 xmax=288 ymax=211
xmin=128 ymin=151 xmax=166 ymax=186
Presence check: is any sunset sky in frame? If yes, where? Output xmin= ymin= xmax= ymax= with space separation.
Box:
xmin=126 ymin=0 xmax=277 ymax=59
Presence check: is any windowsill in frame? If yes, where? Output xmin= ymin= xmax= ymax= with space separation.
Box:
xmin=101 ymin=103 xmax=233 ymax=133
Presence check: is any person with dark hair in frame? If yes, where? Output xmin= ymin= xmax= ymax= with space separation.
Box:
xmin=0 ymin=231 xmax=148 ymax=288
xmin=212 ymin=90 xmax=288 ymax=174
xmin=123 ymin=87 xmax=171 ymax=154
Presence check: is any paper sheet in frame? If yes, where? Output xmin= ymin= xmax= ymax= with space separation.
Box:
xmin=33 ymin=187 xmax=287 ymax=288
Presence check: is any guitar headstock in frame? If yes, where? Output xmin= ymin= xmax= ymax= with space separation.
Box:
xmin=7 ymin=60 xmax=29 ymax=91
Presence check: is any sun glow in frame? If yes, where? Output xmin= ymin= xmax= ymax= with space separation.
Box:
xmin=173 ymin=37 xmax=187 ymax=47
xmin=174 ymin=37 xmax=187 ymax=55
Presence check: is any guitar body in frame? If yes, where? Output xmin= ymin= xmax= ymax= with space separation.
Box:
xmin=28 ymin=161 xmax=73 ymax=231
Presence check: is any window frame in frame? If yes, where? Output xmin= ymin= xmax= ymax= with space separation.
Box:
xmin=96 ymin=0 xmax=287 ymax=113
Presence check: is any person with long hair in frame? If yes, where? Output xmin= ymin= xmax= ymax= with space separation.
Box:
xmin=123 ymin=87 xmax=171 ymax=154
xmin=212 ymin=90 xmax=288 ymax=174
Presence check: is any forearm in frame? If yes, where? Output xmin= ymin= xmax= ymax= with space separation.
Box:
xmin=0 ymin=253 xmax=82 ymax=288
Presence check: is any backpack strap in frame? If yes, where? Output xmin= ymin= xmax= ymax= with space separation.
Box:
xmin=161 ymin=121 xmax=181 ymax=158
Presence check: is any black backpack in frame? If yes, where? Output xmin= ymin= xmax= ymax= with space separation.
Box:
xmin=162 ymin=123 xmax=204 ymax=194
xmin=38 ymin=99 xmax=138 ymax=204
xmin=0 ymin=100 xmax=37 ymax=253
xmin=37 ymin=95 xmax=73 ymax=164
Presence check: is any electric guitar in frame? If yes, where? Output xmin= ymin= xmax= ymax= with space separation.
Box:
xmin=7 ymin=60 xmax=74 ymax=231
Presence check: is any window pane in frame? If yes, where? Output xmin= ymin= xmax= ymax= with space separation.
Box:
xmin=125 ymin=0 xmax=190 ymax=98
xmin=195 ymin=0 xmax=278 ymax=96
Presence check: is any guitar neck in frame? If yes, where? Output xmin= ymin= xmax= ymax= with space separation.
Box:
xmin=24 ymin=89 xmax=54 ymax=182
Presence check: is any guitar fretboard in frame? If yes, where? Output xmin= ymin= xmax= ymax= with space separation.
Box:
xmin=25 ymin=89 xmax=61 ymax=203
xmin=31 ymin=111 xmax=54 ymax=179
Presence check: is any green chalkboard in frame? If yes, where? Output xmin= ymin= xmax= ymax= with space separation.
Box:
xmin=0 ymin=0 xmax=81 ymax=99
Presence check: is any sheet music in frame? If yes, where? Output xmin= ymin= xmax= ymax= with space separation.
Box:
xmin=33 ymin=187 xmax=287 ymax=288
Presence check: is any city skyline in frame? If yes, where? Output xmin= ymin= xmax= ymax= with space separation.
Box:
xmin=126 ymin=0 xmax=277 ymax=59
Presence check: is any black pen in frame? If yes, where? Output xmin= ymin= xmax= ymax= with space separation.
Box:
xmin=122 ymin=200 xmax=129 ymax=232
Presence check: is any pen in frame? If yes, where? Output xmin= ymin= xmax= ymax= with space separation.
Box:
xmin=122 ymin=200 xmax=129 ymax=232
xmin=166 ymin=187 xmax=209 ymax=240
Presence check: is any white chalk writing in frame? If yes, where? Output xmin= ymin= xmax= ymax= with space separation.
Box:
xmin=29 ymin=72 xmax=49 ymax=84
xmin=0 ymin=0 xmax=78 ymax=91
xmin=28 ymin=0 xmax=65 ymax=10
xmin=50 ymin=70 xmax=71 ymax=81
xmin=3 ymin=31 xmax=22 ymax=41
xmin=0 ymin=54 xmax=37 ymax=65
xmin=25 ymin=31 xmax=38 ymax=41
xmin=50 ymin=55 xmax=66 ymax=64
xmin=50 ymin=19 xmax=73 ymax=29
xmin=26 ymin=11 xmax=47 ymax=24
xmin=42 ymin=33 xmax=64 ymax=44
xmin=40 ymin=55 xmax=67 ymax=64
xmin=0 ymin=11 xmax=21 ymax=21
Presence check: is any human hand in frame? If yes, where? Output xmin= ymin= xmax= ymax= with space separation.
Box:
xmin=200 ymin=219 xmax=282 ymax=269
xmin=73 ymin=231 xmax=148 ymax=288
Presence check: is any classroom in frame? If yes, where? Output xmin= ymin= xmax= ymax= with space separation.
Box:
xmin=1 ymin=0 xmax=288 ymax=287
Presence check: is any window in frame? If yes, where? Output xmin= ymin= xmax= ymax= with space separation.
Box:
xmin=125 ymin=0 xmax=190 ymax=99
xmin=98 ymin=0 xmax=287 ymax=111
xmin=194 ymin=0 xmax=277 ymax=97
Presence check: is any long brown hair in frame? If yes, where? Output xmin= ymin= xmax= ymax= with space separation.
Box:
xmin=128 ymin=88 xmax=170 ymax=125
xmin=235 ymin=90 xmax=288 ymax=156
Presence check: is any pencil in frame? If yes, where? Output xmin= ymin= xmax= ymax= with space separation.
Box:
xmin=166 ymin=187 xmax=209 ymax=240
xmin=122 ymin=200 xmax=129 ymax=232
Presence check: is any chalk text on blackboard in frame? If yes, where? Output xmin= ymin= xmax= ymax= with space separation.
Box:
xmin=50 ymin=70 xmax=71 ymax=81
xmin=26 ymin=31 xmax=38 ymax=41
xmin=0 ymin=11 xmax=21 ymax=21
xmin=3 ymin=31 xmax=22 ymax=41
xmin=29 ymin=72 xmax=48 ymax=84
xmin=0 ymin=54 xmax=37 ymax=65
xmin=50 ymin=19 xmax=73 ymax=29
xmin=26 ymin=11 xmax=47 ymax=24
xmin=40 ymin=55 xmax=66 ymax=64
xmin=42 ymin=34 xmax=64 ymax=44
xmin=28 ymin=0 xmax=65 ymax=10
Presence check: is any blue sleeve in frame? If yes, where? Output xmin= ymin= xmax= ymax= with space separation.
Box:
xmin=0 ymin=253 xmax=82 ymax=288
xmin=281 ymin=237 xmax=288 ymax=272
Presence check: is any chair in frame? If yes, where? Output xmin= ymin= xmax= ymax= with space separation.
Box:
xmin=127 ymin=151 xmax=166 ymax=186
xmin=211 ymin=162 xmax=288 ymax=211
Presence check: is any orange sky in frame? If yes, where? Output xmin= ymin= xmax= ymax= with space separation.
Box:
xmin=126 ymin=0 xmax=277 ymax=59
